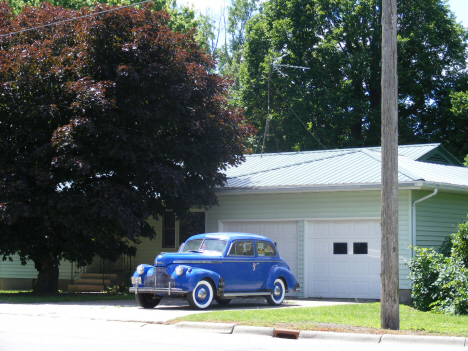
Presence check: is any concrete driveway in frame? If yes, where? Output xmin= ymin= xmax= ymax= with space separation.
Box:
xmin=0 ymin=296 xmax=355 ymax=324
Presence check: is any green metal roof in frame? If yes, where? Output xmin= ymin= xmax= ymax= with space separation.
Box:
xmin=222 ymin=144 xmax=468 ymax=193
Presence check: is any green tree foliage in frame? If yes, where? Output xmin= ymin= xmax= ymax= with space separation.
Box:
xmin=450 ymin=91 xmax=468 ymax=163
xmin=236 ymin=0 xmax=468 ymax=155
xmin=408 ymin=219 xmax=468 ymax=314
xmin=0 ymin=1 xmax=253 ymax=293
xmin=217 ymin=0 xmax=259 ymax=94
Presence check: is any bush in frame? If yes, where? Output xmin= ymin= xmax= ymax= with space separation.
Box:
xmin=407 ymin=248 xmax=447 ymax=311
xmin=451 ymin=221 xmax=468 ymax=266
xmin=431 ymin=257 xmax=468 ymax=314
xmin=407 ymin=218 xmax=468 ymax=314
xmin=439 ymin=235 xmax=453 ymax=257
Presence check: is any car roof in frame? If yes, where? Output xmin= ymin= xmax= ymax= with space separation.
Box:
xmin=186 ymin=232 xmax=273 ymax=243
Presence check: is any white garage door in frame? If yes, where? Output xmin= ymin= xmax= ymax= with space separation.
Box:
xmin=219 ymin=221 xmax=298 ymax=283
xmin=307 ymin=219 xmax=381 ymax=299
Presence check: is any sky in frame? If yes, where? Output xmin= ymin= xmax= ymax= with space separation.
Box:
xmin=180 ymin=0 xmax=468 ymax=27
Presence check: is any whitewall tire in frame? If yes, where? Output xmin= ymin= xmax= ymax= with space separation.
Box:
xmin=187 ymin=280 xmax=214 ymax=309
xmin=266 ymin=278 xmax=285 ymax=306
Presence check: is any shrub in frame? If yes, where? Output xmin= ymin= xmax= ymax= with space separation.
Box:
xmin=439 ymin=235 xmax=453 ymax=257
xmin=451 ymin=221 xmax=468 ymax=266
xmin=407 ymin=247 xmax=447 ymax=311
xmin=430 ymin=256 xmax=468 ymax=314
xmin=407 ymin=218 xmax=468 ymax=314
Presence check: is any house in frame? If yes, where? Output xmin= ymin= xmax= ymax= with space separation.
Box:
xmin=1 ymin=143 xmax=468 ymax=301
xmin=204 ymin=143 xmax=468 ymax=301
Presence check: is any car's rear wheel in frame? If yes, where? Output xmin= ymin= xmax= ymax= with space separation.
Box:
xmin=187 ymin=280 xmax=213 ymax=309
xmin=266 ymin=278 xmax=285 ymax=306
xmin=215 ymin=298 xmax=232 ymax=305
xmin=135 ymin=293 xmax=161 ymax=308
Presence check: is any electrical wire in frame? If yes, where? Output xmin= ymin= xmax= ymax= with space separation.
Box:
xmin=0 ymin=0 xmax=154 ymax=38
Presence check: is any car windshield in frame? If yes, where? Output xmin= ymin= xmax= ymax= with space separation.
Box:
xmin=180 ymin=239 xmax=227 ymax=254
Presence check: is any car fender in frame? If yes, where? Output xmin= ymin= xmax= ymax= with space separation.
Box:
xmin=132 ymin=264 xmax=153 ymax=286
xmin=266 ymin=266 xmax=297 ymax=293
xmin=168 ymin=265 xmax=220 ymax=292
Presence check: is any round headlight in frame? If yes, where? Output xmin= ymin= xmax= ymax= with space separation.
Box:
xmin=175 ymin=265 xmax=184 ymax=276
xmin=136 ymin=264 xmax=144 ymax=275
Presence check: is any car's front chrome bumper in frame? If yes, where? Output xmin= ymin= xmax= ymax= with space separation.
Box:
xmin=129 ymin=286 xmax=186 ymax=295
xmin=130 ymin=277 xmax=185 ymax=295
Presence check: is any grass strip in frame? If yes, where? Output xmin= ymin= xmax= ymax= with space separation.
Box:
xmin=0 ymin=290 xmax=134 ymax=304
xmin=174 ymin=303 xmax=468 ymax=337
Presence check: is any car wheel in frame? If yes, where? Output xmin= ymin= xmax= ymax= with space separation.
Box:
xmin=215 ymin=298 xmax=231 ymax=305
xmin=266 ymin=278 xmax=285 ymax=306
xmin=187 ymin=280 xmax=214 ymax=309
xmin=135 ymin=293 xmax=161 ymax=308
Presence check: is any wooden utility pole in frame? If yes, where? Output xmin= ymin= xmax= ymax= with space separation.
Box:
xmin=381 ymin=0 xmax=399 ymax=330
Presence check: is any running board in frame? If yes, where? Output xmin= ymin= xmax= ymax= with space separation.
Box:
xmin=222 ymin=292 xmax=271 ymax=298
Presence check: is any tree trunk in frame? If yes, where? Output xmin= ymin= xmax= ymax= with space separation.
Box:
xmin=33 ymin=260 xmax=59 ymax=294
xmin=381 ymin=0 xmax=399 ymax=330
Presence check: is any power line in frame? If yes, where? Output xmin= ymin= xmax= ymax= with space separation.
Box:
xmin=0 ymin=0 xmax=154 ymax=39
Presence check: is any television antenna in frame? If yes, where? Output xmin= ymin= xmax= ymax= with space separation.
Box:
xmin=261 ymin=58 xmax=311 ymax=156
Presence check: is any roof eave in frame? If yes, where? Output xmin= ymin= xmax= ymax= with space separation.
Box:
xmin=215 ymin=181 xmax=468 ymax=196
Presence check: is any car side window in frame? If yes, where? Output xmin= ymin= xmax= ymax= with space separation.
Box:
xmin=228 ymin=241 xmax=254 ymax=256
xmin=256 ymin=241 xmax=276 ymax=257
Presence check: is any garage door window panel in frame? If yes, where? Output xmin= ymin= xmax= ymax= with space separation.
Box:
xmin=353 ymin=242 xmax=368 ymax=255
xmin=333 ymin=243 xmax=348 ymax=255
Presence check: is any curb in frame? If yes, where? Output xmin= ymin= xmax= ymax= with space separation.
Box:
xmin=173 ymin=322 xmax=468 ymax=346
xmin=299 ymin=330 xmax=382 ymax=343
xmin=233 ymin=325 xmax=274 ymax=336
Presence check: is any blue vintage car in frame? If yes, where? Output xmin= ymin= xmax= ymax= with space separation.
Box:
xmin=129 ymin=232 xmax=299 ymax=309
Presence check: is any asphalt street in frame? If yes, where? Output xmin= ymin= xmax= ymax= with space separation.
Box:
xmin=0 ymin=297 xmax=466 ymax=350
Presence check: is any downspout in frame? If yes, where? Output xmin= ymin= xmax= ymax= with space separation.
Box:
xmin=412 ymin=188 xmax=438 ymax=257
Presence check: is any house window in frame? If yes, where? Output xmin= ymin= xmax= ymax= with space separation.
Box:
xmin=162 ymin=212 xmax=176 ymax=248
xmin=353 ymin=242 xmax=368 ymax=255
xmin=179 ymin=212 xmax=205 ymax=244
xmin=333 ymin=242 xmax=348 ymax=254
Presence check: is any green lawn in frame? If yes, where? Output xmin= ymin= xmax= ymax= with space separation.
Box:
xmin=0 ymin=290 xmax=134 ymax=304
xmin=174 ymin=303 xmax=468 ymax=337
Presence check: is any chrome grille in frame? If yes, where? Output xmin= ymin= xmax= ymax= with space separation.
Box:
xmin=155 ymin=267 xmax=173 ymax=288
xmin=143 ymin=266 xmax=174 ymax=288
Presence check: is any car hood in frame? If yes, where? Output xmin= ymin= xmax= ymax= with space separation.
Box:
xmin=154 ymin=252 xmax=222 ymax=266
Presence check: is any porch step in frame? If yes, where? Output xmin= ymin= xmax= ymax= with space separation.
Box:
xmin=67 ymin=272 xmax=131 ymax=293
xmin=80 ymin=273 xmax=124 ymax=280
xmin=68 ymin=284 xmax=106 ymax=293
xmin=73 ymin=279 xmax=113 ymax=286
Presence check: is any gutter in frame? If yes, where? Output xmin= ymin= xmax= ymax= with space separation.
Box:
xmin=412 ymin=188 xmax=438 ymax=257
xmin=215 ymin=181 xmax=427 ymax=195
